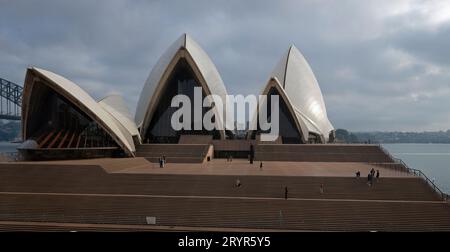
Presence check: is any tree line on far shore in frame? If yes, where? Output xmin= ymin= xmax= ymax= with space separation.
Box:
xmin=335 ymin=129 xmax=450 ymax=144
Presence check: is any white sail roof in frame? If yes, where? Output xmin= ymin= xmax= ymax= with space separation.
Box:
xmin=268 ymin=45 xmax=334 ymax=142
xmin=22 ymin=67 xmax=136 ymax=155
xmin=99 ymin=95 xmax=140 ymax=138
xmin=134 ymin=33 xmax=228 ymax=138
xmin=99 ymin=94 xmax=140 ymax=146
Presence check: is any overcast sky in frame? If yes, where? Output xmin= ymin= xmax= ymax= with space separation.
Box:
xmin=1 ymin=0 xmax=450 ymax=131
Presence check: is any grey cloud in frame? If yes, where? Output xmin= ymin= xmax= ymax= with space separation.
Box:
xmin=1 ymin=0 xmax=449 ymax=131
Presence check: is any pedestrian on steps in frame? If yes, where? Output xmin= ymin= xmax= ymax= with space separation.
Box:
xmin=367 ymin=173 xmax=372 ymax=186
xmin=235 ymin=178 xmax=241 ymax=188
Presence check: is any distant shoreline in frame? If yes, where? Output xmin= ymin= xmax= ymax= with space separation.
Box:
xmin=336 ymin=129 xmax=450 ymax=144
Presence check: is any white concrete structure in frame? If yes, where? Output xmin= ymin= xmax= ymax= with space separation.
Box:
xmin=22 ymin=67 xmax=136 ymax=156
xmin=253 ymin=45 xmax=334 ymax=143
xmin=135 ymin=33 xmax=228 ymax=139
xmin=99 ymin=95 xmax=141 ymax=143
xmin=20 ymin=36 xmax=334 ymax=156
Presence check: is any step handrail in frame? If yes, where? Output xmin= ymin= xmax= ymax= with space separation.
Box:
xmin=378 ymin=144 xmax=397 ymax=162
xmin=377 ymin=144 xmax=448 ymax=201
xmin=393 ymin=157 xmax=448 ymax=201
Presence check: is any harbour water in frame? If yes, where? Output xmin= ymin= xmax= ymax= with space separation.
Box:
xmin=383 ymin=144 xmax=450 ymax=194
xmin=0 ymin=142 xmax=19 ymax=153
xmin=0 ymin=142 xmax=449 ymax=193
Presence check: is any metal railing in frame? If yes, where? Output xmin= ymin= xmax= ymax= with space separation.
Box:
xmin=376 ymin=144 xmax=448 ymax=201
xmin=378 ymin=144 xmax=397 ymax=163
xmin=394 ymin=157 xmax=448 ymax=201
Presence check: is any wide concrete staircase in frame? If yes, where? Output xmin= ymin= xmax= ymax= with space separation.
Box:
xmin=0 ymin=164 xmax=440 ymax=201
xmin=1 ymin=193 xmax=449 ymax=232
xmin=0 ymin=163 xmax=449 ymax=231
xmin=135 ymin=144 xmax=211 ymax=163
xmin=255 ymin=144 xmax=394 ymax=162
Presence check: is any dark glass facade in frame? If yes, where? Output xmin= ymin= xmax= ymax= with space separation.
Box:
xmin=26 ymin=82 xmax=117 ymax=148
xmin=255 ymin=87 xmax=303 ymax=144
xmin=144 ymin=58 xmax=221 ymax=143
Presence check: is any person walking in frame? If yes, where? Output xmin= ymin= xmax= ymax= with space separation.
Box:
xmin=376 ymin=170 xmax=380 ymax=180
xmin=284 ymin=186 xmax=288 ymax=200
xmin=320 ymin=183 xmax=324 ymax=194
xmin=260 ymin=162 xmax=263 ymax=171
xmin=235 ymin=178 xmax=241 ymax=188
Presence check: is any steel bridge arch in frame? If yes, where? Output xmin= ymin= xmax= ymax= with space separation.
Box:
xmin=0 ymin=77 xmax=23 ymax=120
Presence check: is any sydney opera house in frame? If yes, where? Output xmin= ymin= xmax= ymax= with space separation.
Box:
xmin=2 ymin=34 xmax=449 ymax=232
xmin=18 ymin=34 xmax=335 ymax=160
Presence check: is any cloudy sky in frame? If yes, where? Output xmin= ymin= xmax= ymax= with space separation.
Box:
xmin=1 ymin=0 xmax=450 ymax=131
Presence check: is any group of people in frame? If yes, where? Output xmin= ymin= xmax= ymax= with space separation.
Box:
xmin=367 ymin=168 xmax=380 ymax=186
xmin=159 ymin=155 xmax=166 ymax=168
xmin=232 ymin=167 xmax=382 ymax=201
xmin=355 ymin=168 xmax=380 ymax=186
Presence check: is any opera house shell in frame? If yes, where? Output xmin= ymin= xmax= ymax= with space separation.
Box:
xmin=17 ymin=34 xmax=334 ymax=160
xmin=135 ymin=34 xmax=229 ymax=143
xmin=19 ymin=67 xmax=136 ymax=160
xmin=250 ymin=45 xmax=334 ymax=144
